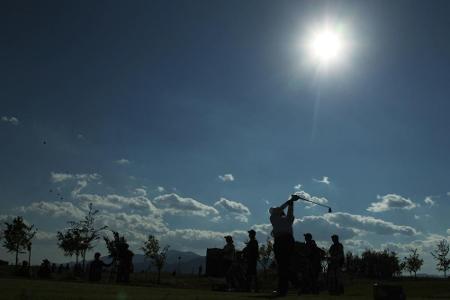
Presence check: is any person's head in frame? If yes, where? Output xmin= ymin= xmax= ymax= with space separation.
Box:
xmin=269 ymin=207 xmax=285 ymax=216
xmin=304 ymin=233 xmax=312 ymax=242
xmin=248 ymin=229 xmax=256 ymax=239
xmin=94 ymin=252 xmax=101 ymax=260
xmin=331 ymin=234 xmax=339 ymax=244
xmin=224 ymin=235 xmax=233 ymax=244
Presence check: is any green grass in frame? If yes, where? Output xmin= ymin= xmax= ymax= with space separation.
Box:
xmin=1 ymin=277 xmax=449 ymax=300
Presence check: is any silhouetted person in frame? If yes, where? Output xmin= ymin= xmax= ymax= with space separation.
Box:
xmin=57 ymin=264 xmax=63 ymax=274
xmin=243 ymin=229 xmax=259 ymax=292
xmin=18 ymin=260 xmax=29 ymax=277
xmin=89 ymin=252 xmax=112 ymax=282
xmin=222 ymin=235 xmax=236 ymax=290
xmin=198 ymin=265 xmax=203 ymax=277
xmin=269 ymin=194 xmax=300 ymax=297
xmin=51 ymin=263 xmax=57 ymax=273
xmin=328 ymin=234 xmax=344 ymax=295
xmin=303 ymin=233 xmax=324 ymax=294
xmin=37 ymin=259 xmax=51 ymax=278
xmin=117 ymin=243 xmax=134 ymax=283
xmin=65 ymin=263 xmax=70 ymax=271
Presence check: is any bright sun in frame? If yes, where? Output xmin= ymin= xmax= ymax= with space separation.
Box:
xmin=307 ymin=26 xmax=347 ymax=66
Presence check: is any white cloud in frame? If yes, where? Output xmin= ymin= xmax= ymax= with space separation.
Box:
xmin=214 ymin=198 xmax=250 ymax=215
xmin=153 ymin=193 xmax=218 ymax=217
xmin=447 ymin=229 xmax=450 ymax=235
xmin=135 ymin=188 xmax=147 ymax=197
xmin=1 ymin=116 xmax=19 ymax=125
xmin=214 ymin=198 xmax=251 ymax=223
xmin=157 ymin=186 xmax=165 ymax=193
xmin=293 ymin=190 xmax=328 ymax=208
xmin=313 ymin=176 xmax=331 ymax=185
xmin=424 ymin=196 xmax=435 ymax=207
xmin=114 ymin=158 xmax=130 ymax=165
xmin=20 ymin=201 xmax=85 ymax=219
xmin=367 ymin=194 xmax=417 ymax=212
xmin=218 ymin=174 xmax=234 ymax=182
xmin=294 ymin=184 xmax=302 ymax=190
xmin=76 ymin=134 xmax=85 ymax=140
xmin=414 ymin=215 xmax=420 ymax=220
xmin=324 ymin=212 xmax=418 ymax=236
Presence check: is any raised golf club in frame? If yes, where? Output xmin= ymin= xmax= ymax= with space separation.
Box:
xmin=293 ymin=194 xmax=333 ymax=213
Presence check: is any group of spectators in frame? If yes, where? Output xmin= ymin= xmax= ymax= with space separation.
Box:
xmin=220 ymin=194 xmax=345 ymax=296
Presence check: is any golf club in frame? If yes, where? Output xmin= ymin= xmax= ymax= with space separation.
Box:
xmin=293 ymin=194 xmax=333 ymax=213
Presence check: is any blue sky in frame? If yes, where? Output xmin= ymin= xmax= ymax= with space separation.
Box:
xmin=1 ymin=0 xmax=450 ymax=274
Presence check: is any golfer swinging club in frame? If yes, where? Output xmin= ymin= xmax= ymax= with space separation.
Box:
xmin=269 ymin=194 xmax=301 ymax=297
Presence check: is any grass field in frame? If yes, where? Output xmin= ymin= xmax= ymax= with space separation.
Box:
xmin=1 ymin=277 xmax=450 ymax=300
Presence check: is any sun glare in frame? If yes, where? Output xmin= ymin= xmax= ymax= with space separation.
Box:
xmin=306 ymin=24 xmax=348 ymax=67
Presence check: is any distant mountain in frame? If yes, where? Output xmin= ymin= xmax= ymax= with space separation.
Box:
xmin=129 ymin=250 xmax=206 ymax=274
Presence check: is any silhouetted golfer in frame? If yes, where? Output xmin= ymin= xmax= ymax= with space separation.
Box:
xmin=222 ymin=235 xmax=236 ymax=290
xmin=328 ymin=234 xmax=344 ymax=295
xmin=243 ymin=229 xmax=259 ymax=292
xmin=269 ymin=194 xmax=300 ymax=297
xmin=89 ymin=252 xmax=112 ymax=282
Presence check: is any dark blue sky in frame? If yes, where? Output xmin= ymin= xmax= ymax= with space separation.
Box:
xmin=1 ymin=0 xmax=450 ymax=273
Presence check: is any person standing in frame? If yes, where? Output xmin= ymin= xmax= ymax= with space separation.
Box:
xmin=269 ymin=194 xmax=300 ymax=297
xmin=222 ymin=235 xmax=236 ymax=290
xmin=89 ymin=252 xmax=112 ymax=282
xmin=117 ymin=243 xmax=134 ymax=283
xmin=243 ymin=229 xmax=259 ymax=292
xmin=303 ymin=233 xmax=324 ymax=294
xmin=328 ymin=234 xmax=344 ymax=295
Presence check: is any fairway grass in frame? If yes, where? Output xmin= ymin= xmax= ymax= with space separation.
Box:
xmin=1 ymin=277 xmax=449 ymax=300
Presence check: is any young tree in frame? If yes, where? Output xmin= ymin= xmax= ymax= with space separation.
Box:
xmin=431 ymin=239 xmax=450 ymax=278
xmin=57 ymin=227 xmax=84 ymax=266
xmin=142 ymin=235 xmax=169 ymax=284
xmin=403 ymin=248 xmax=423 ymax=278
xmin=258 ymin=237 xmax=273 ymax=278
xmin=57 ymin=204 xmax=107 ymax=272
xmin=2 ymin=216 xmax=37 ymax=266
xmin=104 ymin=231 xmax=129 ymax=281
xmin=77 ymin=204 xmax=107 ymax=270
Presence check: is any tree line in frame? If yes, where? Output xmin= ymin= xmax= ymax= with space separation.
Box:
xmin=1 ymin=205 xmax=450 ymax=280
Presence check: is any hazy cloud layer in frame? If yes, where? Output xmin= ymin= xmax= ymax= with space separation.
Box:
xmin=325 ymin=212 xmax=418 ymax=236
xmin=1 ymin=116 xmax=19 ymax=125
xmin=50 ymin=172 xmax=101 ymax=183
xmin=114 ymin=158 xmax=130 ymax=165
xmin=19 ymin=201 xmax=85 ymax=219
xmin=367 ymin=194 xmax=417 ymax=212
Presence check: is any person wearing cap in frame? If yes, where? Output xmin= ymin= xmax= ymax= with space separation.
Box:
xmin=303 ymin=233 xmax=324 ymax=294
xmin=243 ymin=229 xmax=259 ymax=292
xmin=328 ymin=234 xmax=344 ymax=295
xmin=269 ymin=194 xmax=300 ymax=297
xmin=222 ymin=235 xmax=236 ymax=290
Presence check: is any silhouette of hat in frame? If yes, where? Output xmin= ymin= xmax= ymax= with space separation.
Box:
xmin=224 ymin=235 xmax=233 ymax=241
xmin=304 ymin=233 xmax=312 ymax=239
xmin=248 ymin=229 xmax=256 ymax=236
xmin=269 ymin=207 xmax=283 ymax=215
xmin=331 ymin=234 xmax=339 ymax=239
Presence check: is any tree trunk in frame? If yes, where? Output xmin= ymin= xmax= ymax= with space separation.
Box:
xmin=157 ymin=268 xmax=161 ymax=284
xmin=414 ymin=271 xmax=416 ymax=279
xmin=15 ymin=247 xmax=19 ymax=266
xmin=28 ymin=247 xmax=32 ymax=272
